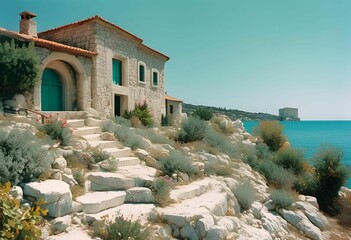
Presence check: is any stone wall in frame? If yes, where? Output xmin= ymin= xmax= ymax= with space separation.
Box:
xmin=39 ymin=20 xmax=167 ymax=124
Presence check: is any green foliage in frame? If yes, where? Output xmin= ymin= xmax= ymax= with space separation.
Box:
xmin=158 ymin=150 xmax=197 ymax=176
xmin=178 ymin=116 xmax=207 ymax=142
xmin=65 ymin=151 xmax=95 ymax=170
xmin=0 ymin=182 xmax=47 ymax=239
xmin=295 ymin=171 xmax=318 ymax=197
xmin=151 ymin=177 xmax=173 ymax=206
xmin=191 ymin=108 xmax=213 ymax=121
xmin=233 ymin=182 xmax=256 ymax=210
xmin=204 ymin=163 xmax=233 ymax=176
xmin=92 ymin=214 xmax=151 ymax=240
xmin=161 ymin=114 xmax=169 ymax=126
xmin=253 ymin=121 xmax=286 ymax=152
xmin=88 ymin=147 xmax=111 ymax=163
xmin=0 ymin=39 xmax=39 ymax=97
xmin=270 ymin=189 xmax=294 ymax=209
xmin=36 ymin=115 xmax=72 ymax=146
xmin=275 ymin=148 xmax=305 ymax=175
xmin=101 ymin=119 xmax=116 ymax=132
xmin=204 ymin=126 xmax=237 ymax=157
xmin=136 ymin=128 xmax=174 ymax=146
xmin=72 ymin=169 xmax=86 ymax=187
xmin=313 ymin=146 xmax=349 ymax=215
xmin=0 ymin=129 xmax=52 ymax=185
xmin=131 ymin=102 xmax=153 ymax=127
xmin=114 ymin=116 xmax=131 ymax=127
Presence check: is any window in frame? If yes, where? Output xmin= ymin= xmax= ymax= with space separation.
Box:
xmin=112 ymin=59 xmax=122 ymax=85
xmin=138 ymin=62 xmax=146 ymax=83
xmin=152 ymin=69 xmax=159 ymax=87
xmin=170 ymin=105 xmax=174 ymax=114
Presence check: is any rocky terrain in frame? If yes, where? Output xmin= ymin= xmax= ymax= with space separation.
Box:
xmin=0 ymin=112 xmax=350 ymax=240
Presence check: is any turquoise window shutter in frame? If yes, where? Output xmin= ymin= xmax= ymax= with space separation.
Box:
xmin=112 ymin=59 xmax=122 ymax=85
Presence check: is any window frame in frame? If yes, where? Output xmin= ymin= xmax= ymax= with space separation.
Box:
xmin=138 ymin=61 xmax=146 ymax=84
xmin=151 ymin=68 xmax=159 ymax=87
xmin=112 ymin=58 xmax=123 ymax=86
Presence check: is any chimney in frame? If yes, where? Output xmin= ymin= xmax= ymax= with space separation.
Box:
xmin=19 ymin=11 xmax=37 ymax=37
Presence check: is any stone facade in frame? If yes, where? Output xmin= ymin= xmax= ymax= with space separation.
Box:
xmin=38 ymin=17 xmax=168 ymax=123
xmin=279 ymin=107 xmax=299 ymax=121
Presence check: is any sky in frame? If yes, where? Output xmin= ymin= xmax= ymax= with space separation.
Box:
xmin=1 ymin=0 xmax=351 ymax=120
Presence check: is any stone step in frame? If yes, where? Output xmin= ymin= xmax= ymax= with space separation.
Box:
xmin=87 ymin=140 xmax=121 ymax=149
xmin=85 ymin=118 xmax=102 ymax=127
xmin=105 ymin=147 xmax=132 ymax=158
xmin=158 ymin=191 xmax=228 ymax=228
xmin=86 ymin=204 xmax=156 ymax=224
xmin=75 ymin=191 xmax=126 ymax=214
xmin=73 ymin=127 xmax=101 ymax=137
xmin=117 ymin=157 xmax=140 ymax=167
xmin=170 ymin=178 xmax=213 ymax=202
xmin=81 ymin=134 xmax=101 ymax=141
xmin=66 ymin=119 xmax=85 ymax=128
xmin=116 ymin=165 xmax=157 ymax=187
xmin=88 ymin=172 xmax=135 ymax=191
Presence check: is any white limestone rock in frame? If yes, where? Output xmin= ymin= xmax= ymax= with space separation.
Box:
xmin=134 ymin=148 xmax=149 ymax=160
xmin=84 ymin=107 xmax=99 ymax=118
xmin=53 ymin=157 xmax=67 ymax=170
xmin=88 ymin=172 xmax=135 ymax=191
xmin=205 ymin=225 xmax=228 ymax=240
xmin=232 ymin=119 xmax=244 ymax=129
xmin=100 ymin=132 xmax=116 ymax=141
xmin=261 ymin=211 xmax=288 ymax=237
xmin=9 ymin=186 xmax=23 ymax=201
xmin=62 ymin=174 xmax=78 ymax=186
xmin=50 ymin=215 xmax=72 ymax=235
xmin=12 ymin=94 xmax=27 ymax=108
xmin=23 ymin=180 xmax=72 ymax=217
xmin=180 ymin=223 xmax=198 ymax=240
xmin=195 ymin=214 xmax=215 ymax=238
xmin=125 ymin=187 xmax=154 ymax=203
xmin=305 ymin=210 xmax=329 ymax=230
xmin=278 ymin=209 xmax=323 ymax=240
xmin=217 ymin=216 xmax=239 ymax=233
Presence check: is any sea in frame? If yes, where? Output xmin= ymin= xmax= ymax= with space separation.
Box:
xmin=243 ymin=121 xmax=351 ymax=188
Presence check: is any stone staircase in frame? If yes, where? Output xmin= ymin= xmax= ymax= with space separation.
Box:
xmin=60 ymin=119 xmax=231 ymax=239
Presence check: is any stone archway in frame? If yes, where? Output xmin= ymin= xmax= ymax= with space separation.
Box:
xmin=34 ymin=52 xmax=88 ymax=111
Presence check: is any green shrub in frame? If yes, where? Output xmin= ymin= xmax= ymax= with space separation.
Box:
xmin=66 ymin=151 xmax=94 ymax=170
xmin=204 ymin=126 xmax=237 ymax=157
xmin=92 ymin=214 xmax=151 ymax=240
xmin=161 ymin=114 xmax=169 ymax=126
xmin=204 ymin=163 xmax=233 ymax=176
xmin=72 ymin=169 xmax=86 ymax=188
xmin=0 ymin=182 xmax=47 ymax=239
xmin=101 ymin=120 xmax=116 ymax=132
xmin=178 ymin=116 xmax=207 ymax=142
xmin=0 ymin=39 xmax=39 ymax=97
xmin=136 ymin=128 xmax=174 ymax=146
xmin=132 ymin=102 xmax=153 ymax=127
xmin=256 ymin=143 xmax=273 ymax=161
xmin=0 ymin=129 xmax=52 ymax=185
xmin=257 ymin=159 xmax=296 ymax=189
xmin=158 ymin=150 xmax=197 ymax=176
xmin=114 ymin=116 xmax=131 ymax=127
xmin=191 ymin=108 xmax=213 ymax=121
xmin=88 ymin=147 xmax=111 ymax=163
xmin=107 ymin=123 xmax=145 ymax=150
xmin=275 ymin=147 xmax=305 ymax=175
xmin=253 ymin=121 xmax=286 ymax=152
xmin=233 ymin=182 xmax=256 ymax=210
xmin=313 ymin=146 xmax=349 ymax=215
xmin=270 ymin=189 xmax=294 ymax=209
xmin=151 ymin=177 xmax=173 ymax=206
xmin=36 ymin=115 xmax=72 ymax=146
xmin=294 ymin=171 xmax=318 ymax=196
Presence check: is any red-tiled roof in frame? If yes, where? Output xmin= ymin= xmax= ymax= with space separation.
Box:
xmin=165 ymin=95 xmax=183 ymax=102
xmin=39 ymin=16 xmax=170 ymax=61
xmin=0 ymin=28 xmax=96 ymax=57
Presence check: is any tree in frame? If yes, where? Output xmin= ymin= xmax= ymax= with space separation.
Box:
xmin=0 ymin=38 xmax=39 ymax=98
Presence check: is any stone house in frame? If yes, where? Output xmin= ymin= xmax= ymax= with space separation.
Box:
xmin=0 ymin=11 xmax=181 ymax=124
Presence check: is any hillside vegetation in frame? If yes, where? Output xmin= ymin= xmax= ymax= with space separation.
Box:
xmin=183 ymin=103 xmax=280 ymax=121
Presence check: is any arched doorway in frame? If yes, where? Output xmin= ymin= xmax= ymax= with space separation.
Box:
xmin=41 ymin=68 xmax=63 ymax=111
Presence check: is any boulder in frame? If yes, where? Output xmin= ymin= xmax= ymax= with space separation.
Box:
xmin=125 ymin=187 xmax=154 ymax=203
xmin=9 ymin=186 xmax=23 ymax=201
xmin=100 ymin=132 xmax=116 ymax=141
xmin=195 ymin=214 xmax=215 ymax=238
xmin=134 ymin=149 xmax=149 ymax=160
xmin=62 ymin=174 xmax=78 ymax=186
xmin=205 ymin=225 xmax=228 ymax=240
xmin=53 ymin=157 xmax=67 ymax=170
xmin=50 ymin=215 xmax=71 ymax=235
xmin=23 ymin=180 xmax=72 ymax=218
xmin=4 ymin=99 xmax=16 ymax=108
xmin=144 ymin=156 xmax=161 ymax=169
xmin=12 ymin=94 xmax=27 ymax=108
xmin=88 ymin=172 xmax=135 ymax=191
xmin=305 ymin=210 xmax=329 ymax=230
xmin=180 ymin=223 xmax=198 ymax=240
xmin=232 ymin=119 xmax=244 ymax=129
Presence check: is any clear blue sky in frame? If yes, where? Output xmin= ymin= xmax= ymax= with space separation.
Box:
xmin=1 ymin=0 xmax=351 ymax=120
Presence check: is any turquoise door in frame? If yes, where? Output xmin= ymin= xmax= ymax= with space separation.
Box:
xmin=41 ymin=69 xmax=63 ymax=111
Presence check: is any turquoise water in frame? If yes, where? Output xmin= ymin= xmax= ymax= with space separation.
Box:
xmin=243 ymin=121 xmax=351 ymax=187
